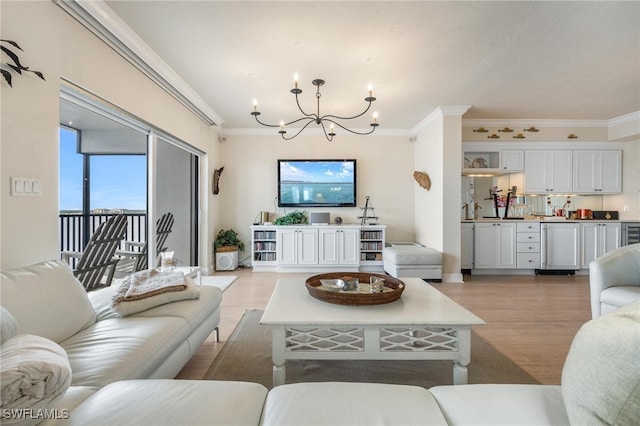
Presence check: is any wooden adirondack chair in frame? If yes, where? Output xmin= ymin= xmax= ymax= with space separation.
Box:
xmin=115 ymin=212 xmax=175 ymax=274
xmin=61 ymin=214 xmax=128 ymax=291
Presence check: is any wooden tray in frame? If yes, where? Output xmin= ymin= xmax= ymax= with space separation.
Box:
xmin=305 ymin=272 xmax=405 ymax=306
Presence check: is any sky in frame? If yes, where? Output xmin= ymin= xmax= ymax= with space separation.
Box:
xmin=279 ymin=160 xmax=354 ymax=183
xmin=59 ymin=127 xmax=147 ymax=211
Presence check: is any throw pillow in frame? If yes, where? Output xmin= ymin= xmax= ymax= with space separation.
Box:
xmin=0 ymin=260 xmax=97 ymax=343
xmin=0 ymin=334 xmax=72 ymax=426
xmin=562 ymin=301 xmax=640 ymax=425
xmin=1 ymin=307 xmax=18 ymax=344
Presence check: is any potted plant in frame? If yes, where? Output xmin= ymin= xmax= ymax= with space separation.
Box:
xmin=214 ymin=229 xmax=245 ymax=271
xmin=214 ymin=229 xmax=245 ymax=253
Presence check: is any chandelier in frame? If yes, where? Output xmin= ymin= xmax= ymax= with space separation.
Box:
xmin=251 ymin=75 xmax=379 ymax=142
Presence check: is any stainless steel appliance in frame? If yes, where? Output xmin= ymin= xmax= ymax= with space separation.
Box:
xmin=622 ymin=223 xmax=640 ymax=246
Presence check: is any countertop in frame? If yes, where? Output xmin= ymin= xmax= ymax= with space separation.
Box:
xmin=461 ymin=217 xmax=640 ymax=223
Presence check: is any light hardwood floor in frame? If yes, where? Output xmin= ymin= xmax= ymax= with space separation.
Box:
xmin=176 ymin=269 xmax=592 ymax=385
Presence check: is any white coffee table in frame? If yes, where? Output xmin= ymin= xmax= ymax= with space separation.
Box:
xmin=260 ymin=277 xmax=485 ymax=387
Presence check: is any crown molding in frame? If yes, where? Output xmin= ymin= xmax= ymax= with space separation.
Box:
xmin=222 ymin=127 xmax=411 ymax=137
xmin=609 ymin=111 xmax=640 ymax=127
xmin=412 ymin=106 xmax=471 ymax=133
xmin=53 ymin=0 xmax=224 ymax=127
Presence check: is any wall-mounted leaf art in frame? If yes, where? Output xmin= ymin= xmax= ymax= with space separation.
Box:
xmin=1 ymin=39 xmax=46 ymax=87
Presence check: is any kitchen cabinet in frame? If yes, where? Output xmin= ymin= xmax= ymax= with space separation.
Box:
xmin=278 ymin=227 xmax=318 ymax=265
xmin=501 ymin=149 xmax=524 ymax=171
xmin=573 ymin=150 xmax=622 ymax=194
xmin=541 ymin=223 xmax=580 ymax=270
xmin=516 ymin=222 xmax=541 ymax=269
xmin=461 ymin=222 xmax=474 ymax=270
xmin=318 ymin=227 xmax=360 ymax=266
xmin=474 ymin=222 xmax=516 ymax=269
xmin=524 ymin=150 xmax=573 ymax=193
xmin=580 ymin=222 xmax=621 ymax=268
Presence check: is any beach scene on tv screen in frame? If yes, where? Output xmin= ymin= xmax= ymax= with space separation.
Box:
xmin=280 ymin=161 xmax=355 ymax=205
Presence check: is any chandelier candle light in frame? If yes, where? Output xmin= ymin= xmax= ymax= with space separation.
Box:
xmin=251 ymin=74 xmax=379 ymax=142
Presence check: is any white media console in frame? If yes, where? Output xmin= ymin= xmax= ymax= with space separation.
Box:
xmin=250 ymin=224 xmax=386 ymax=272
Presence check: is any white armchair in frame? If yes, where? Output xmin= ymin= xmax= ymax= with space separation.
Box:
xmin=589 ymin=243 xmax=640 ymax=318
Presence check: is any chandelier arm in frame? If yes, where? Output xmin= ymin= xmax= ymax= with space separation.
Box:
xmin=253 ymin=114 xmax=284 ymax=128
xmin=320 ymin=100 xmax=373 ymax=121
xmin=281 ymin=118 xmax=317 ymax=140
xmin=294 ymin=90 xmax=317 ymax=119
xmin=253 ymin=114 xmax=313 ymax=128
xmin=318 ymin=121 xmax=334 ymax=142
xmin=327 ymin=119 xmax=377 ymax=136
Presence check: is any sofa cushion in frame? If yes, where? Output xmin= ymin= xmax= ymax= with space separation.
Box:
xmin=261 ymin=382 xmax=448 ymax=425
xmin=0 ymin=334 xmax=72 ymax=426
xmin=383 ymin=246 xmax=442 ymax=265
xmin=63 ymin=380 xmax=268 ymax=426
xmin=430 ymin=384 xmax=569 ymax=426
xmin=1 ymin=307 xmax=18 ymax=344
xmin=89 ymin=284 xmax=222 ymax=333
xmin=0 ymin=260 xmax=96 ymax=343
xmin=60 ymin=316 xmax=190 ymax=387
xmin=600 ymin=286 xmax=640 ymax=313
xmin=562 ymin=301 xmax=640 ymax=425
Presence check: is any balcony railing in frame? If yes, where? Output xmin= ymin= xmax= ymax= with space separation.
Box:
xmin=59 ymin=213 xmax=147 ymax=267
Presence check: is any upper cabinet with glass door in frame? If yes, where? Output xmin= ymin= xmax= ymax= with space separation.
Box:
xmin=462 ymin=148 xmax=523 ymax=175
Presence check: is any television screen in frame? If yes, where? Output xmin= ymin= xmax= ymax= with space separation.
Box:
xmin=278 ymin=159 xmax=357 ymax=207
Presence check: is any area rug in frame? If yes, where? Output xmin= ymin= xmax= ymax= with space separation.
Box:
xmin=200 ymin=275 xmax=237 ymax=292
xmin=205 ymin=309 xmax=539 ymax=389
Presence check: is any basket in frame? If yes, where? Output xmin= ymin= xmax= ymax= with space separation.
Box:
xmin=305 ymin=272 xmax=405 ymax=306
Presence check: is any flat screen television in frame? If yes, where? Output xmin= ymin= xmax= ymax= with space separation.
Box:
xmin=278 ymin=159 xmax=357 ymax=207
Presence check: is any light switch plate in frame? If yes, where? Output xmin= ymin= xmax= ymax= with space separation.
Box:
xmin=10 ymin=177 xmax=41 ymax=197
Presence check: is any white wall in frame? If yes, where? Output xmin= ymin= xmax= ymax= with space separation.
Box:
xmin=414 ymin=108 xmax=466 ymax=282
xmin=214 ymin=133 xmax=415 ymax=263
xmin=1 ymin=1 xmax=219 ymax=269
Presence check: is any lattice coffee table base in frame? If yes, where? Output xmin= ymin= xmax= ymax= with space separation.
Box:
xmin=271 ymin=324 xmax=471 ymax=386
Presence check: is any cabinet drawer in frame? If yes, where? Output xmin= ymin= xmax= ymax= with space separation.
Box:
xmin=517 ymin=242 xmax=540 ymax=253
xmin=517 ymin=222 xmax=540 ymax=232
xmin=517 ymin=232 xmax=541 ymax=243
xmin=517 ymin=253 xmax=541 ymax=268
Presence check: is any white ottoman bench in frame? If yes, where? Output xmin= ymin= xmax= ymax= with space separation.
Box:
xmin=383 ymin=243 xmax=443 ymax=281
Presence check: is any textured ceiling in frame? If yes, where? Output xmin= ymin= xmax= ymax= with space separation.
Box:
xmin=104 ymin=1 xmax=639 ymax=131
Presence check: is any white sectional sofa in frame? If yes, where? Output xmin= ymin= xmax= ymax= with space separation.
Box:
xmin=2 ymin=260 xmax=638 ymax=425
xmin=0 ymin=260 xmax=222 ymax=422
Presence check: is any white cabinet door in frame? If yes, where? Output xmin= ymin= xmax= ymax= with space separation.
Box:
xmin=580 ymin=222 xmax=621 ymax=268
xmin=461 ymin=223 xmax=474 ymax=269
xmin=573 ymin=150 xmax=622 ymax=194
xmin=278 ymin=228 xmax=318 ymax=265
xmin=501 ymin=149 xmax=524 ymax=171
xmin=340 ymin=228 xmax=360 ymax=265
xmin=319 ymin=228 xmax=340 ymax=265
xmin=473 ymin=222 xmax=516 ymax=269
xmin=298 ymin=228 xmax=319 ymax=264
xmin=319 ymin=228 xmax=360 ymax=265
xmin=541 ymin=223 xmax=580 ymax=270
xmin=524 ymin=150 xmax=572 ymax=193
xmin=496 ymin=223 xmax=517 ymax=268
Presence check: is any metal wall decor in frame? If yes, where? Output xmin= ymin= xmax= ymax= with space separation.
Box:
xmin=513 ymin=133 xmax=526 ymax=139
xmin=1 ymin=39 xmax=46 ymax=87
xmin=487 ymin=134 xmax=500 ymax=139
xmin=498 ymin=127 xmax=513 ymax=133
xmin=568 ymin=133 xmax=579 ymax=139
xmin=413 ymin=171 xmax=431 ymax=191
xmin=523 ymin=127 xmax=539 ymax=132
xmin=251 ymin=75 xmax=378 ymax=142
xmin=473 ymin=127 xmax=489 ymax=133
